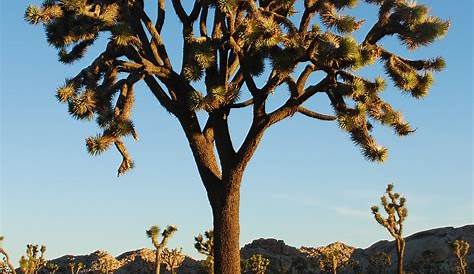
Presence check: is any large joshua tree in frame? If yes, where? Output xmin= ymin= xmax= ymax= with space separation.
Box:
xmin=25 ymin=0 xmax=449 ymax=273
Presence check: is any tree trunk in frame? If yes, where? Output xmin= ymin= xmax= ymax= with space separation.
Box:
xmin=155 ymin=249 xmax=161 ymax=274
xmin=396 ymin=238 xmax=405 ymax=274
xmin=209 ymin=173 xmax=242 ymax=274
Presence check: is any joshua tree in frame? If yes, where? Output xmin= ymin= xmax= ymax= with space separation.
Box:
xmin=452 ymin=240 xmax=470 ymax=274
xmin=19 ymin=244 xmax=47 ymax=274
xmin=146 ymin=225 xmax=178 ymax=274
xmin=45 ymin=263 xmax=60 ymax=274
xmin=368 ymin=251 xmax=391 ymax=274
xmin=161 ymin=248 xmax=185 ymax=274
xmin=319 ymin=248 xmax=343 ymax=274
xmin=0 ymin=237 xmax=16 ymax=274
xmin=371 ymin=184 xmax=407 ymax=274
xmin=24 ymin=0 xmax=449 ymax=272
xmin=242 ymin=254 xmax=270 ymax=274
xmin=67 ymin=257 xmax=85 ymax=274
xmin=194 ymin=230 xmax=214 ymax=274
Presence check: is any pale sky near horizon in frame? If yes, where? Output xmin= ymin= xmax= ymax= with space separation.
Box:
xmin=1 ymin=0 xmax=473 ymax=265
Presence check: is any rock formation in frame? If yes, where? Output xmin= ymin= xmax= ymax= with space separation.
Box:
xmin=23 ymin=225 xmax=472 ymax=273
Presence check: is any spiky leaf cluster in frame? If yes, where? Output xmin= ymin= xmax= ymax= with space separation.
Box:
xmin=25 ymin=0 xmax=449 ymax=174
xmin=392 ymin=2 xmax=450 ymax=49
xmin=25 ymin=0 xmax=124 ymax=64
xmin=244 ymin=17 xmax=283 ymax=50
xmin=384 ymin=55 xmax=436 ymax=98
xmin=195 ymin=230 xmax=214 ymax=274
xmin=146 ymin=225 xmax=178 ymax=250
xmin=188 ymin=86 xmax=232 ymax=112
xmin=319 ymin=1 xmax=364 ymax=34
xmin=194 ymin=230 xmax=214 ymax=257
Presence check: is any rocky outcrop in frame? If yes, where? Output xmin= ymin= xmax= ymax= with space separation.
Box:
xmin=240 ymin=225 xmax=474 ymax=274
xmin=34 ymin=225 xmax=472 ymax=273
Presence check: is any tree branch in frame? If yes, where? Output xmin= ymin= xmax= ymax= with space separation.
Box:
xmin=297 ymin=106 xmax=336 ymax=121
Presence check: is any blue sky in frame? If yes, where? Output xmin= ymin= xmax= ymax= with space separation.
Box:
xmin=1 ymin=0 xmax=472 ymax=264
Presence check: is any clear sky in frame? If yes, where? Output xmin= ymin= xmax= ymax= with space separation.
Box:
xmin=1 ymin=0 xmax=473 ymax=265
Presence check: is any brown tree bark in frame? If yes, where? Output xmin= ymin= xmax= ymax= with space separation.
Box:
xmin=209 ymin=172 xmax=243 ymax=274
xmin=155 ymin=248 xmax=161 ymax=274
xmin=396 ymin=238 xmax=405 ymax=274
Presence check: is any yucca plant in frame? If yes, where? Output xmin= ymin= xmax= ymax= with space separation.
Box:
xmin=242 ymin=254 xmax=270 ymax=274
xmin=19 ymin=244 xmax=47 ymax=274
xmin=371 ymin=184 xmax=408 ymax=274
xmin=194 ymin=230 xmax=214 ymax=274
xmin=146 ymin=225 xmax=178 ymax=274
xmin=25 ymin=1 xmax=449 ymax=273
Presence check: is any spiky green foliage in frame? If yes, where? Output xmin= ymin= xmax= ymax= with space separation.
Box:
xmin=371 ymin=184 xmax=407 ymax=274
xmin=242 ymin=254 xmax=270 ymax=274
xmin=26 ymin=2 xmax=449 ymax=272
xmin=195 ymin=230 xmax=214 ymax=274
xmin=25 ymin=0 xmax=449 ymax=177
xmin=393 ymin=2 xmax=450 ymax=49
xmin=452 ymin=240 xmax=470 ymax=274
xmin=161 ymin=248 xmax=185 ymax=274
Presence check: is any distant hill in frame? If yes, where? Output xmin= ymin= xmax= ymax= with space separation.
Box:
xmin=22 ymin=225 xmax=473 ymax=273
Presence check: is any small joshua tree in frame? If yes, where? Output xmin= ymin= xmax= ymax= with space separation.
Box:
xmin=452 ymin=240 xmax=470 ymax=274
xmin=0 ymin=237 xmax=16 ymax=274
xmin=371 ymin=184 xmax=407 ymax=274
xmin=67 ymin=257 xmax=85 ymax=274
xmin=19 ymin=244 xmax=47 ymax=274
xmin=319 ymin=248 xmax=343 ymax=274
xmin=45 ymin=263 xmax=59 ymax=274
xmin=161 ymin=248 xmax=185 ymax=274
xmin=68 ymin=259 xmax=85 ymax=274
xmin=146 ymin=225 xmax=178 ymax=274
xmin=368 ymin=252 xmax=391 ymax=274
xmin=242 ymin=254 xmax=270 ymax=274
xmin=194 ymin=230 xmax=214 ymax=274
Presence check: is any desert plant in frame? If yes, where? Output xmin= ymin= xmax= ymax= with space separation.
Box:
xmin=194 ymin=230 xmax=214 ymax=274
xmin=25 ymin=0 xmax=449 ymax=272
xmin=146 ymin=225 xmax=178 ymax=274
xmin=90 ymin=253 xmax=114 ymax=274
xmin=0 ymin=237 xmax=16 ymax=274
xmin=19 ymin=244 xmax=47 ymax=274
xmin=68 ymin=259 xmax=85 ymax=274
xmin=161 ymin=248 xmax=185 ymax=274
xmin=45 ymin=262 xmax=59 ymax=274
xmin=319 ymin=248 xmax=344 ymax=274
xmin=452 ymin=240 xmax=470 ymax=274
xmin=371 ymin=184 xmax=407 ymax=274
xmin=368 ymin=252 xmax=391 ymax=274
xmin=242 ymin=254 xmax=270 ymax=274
